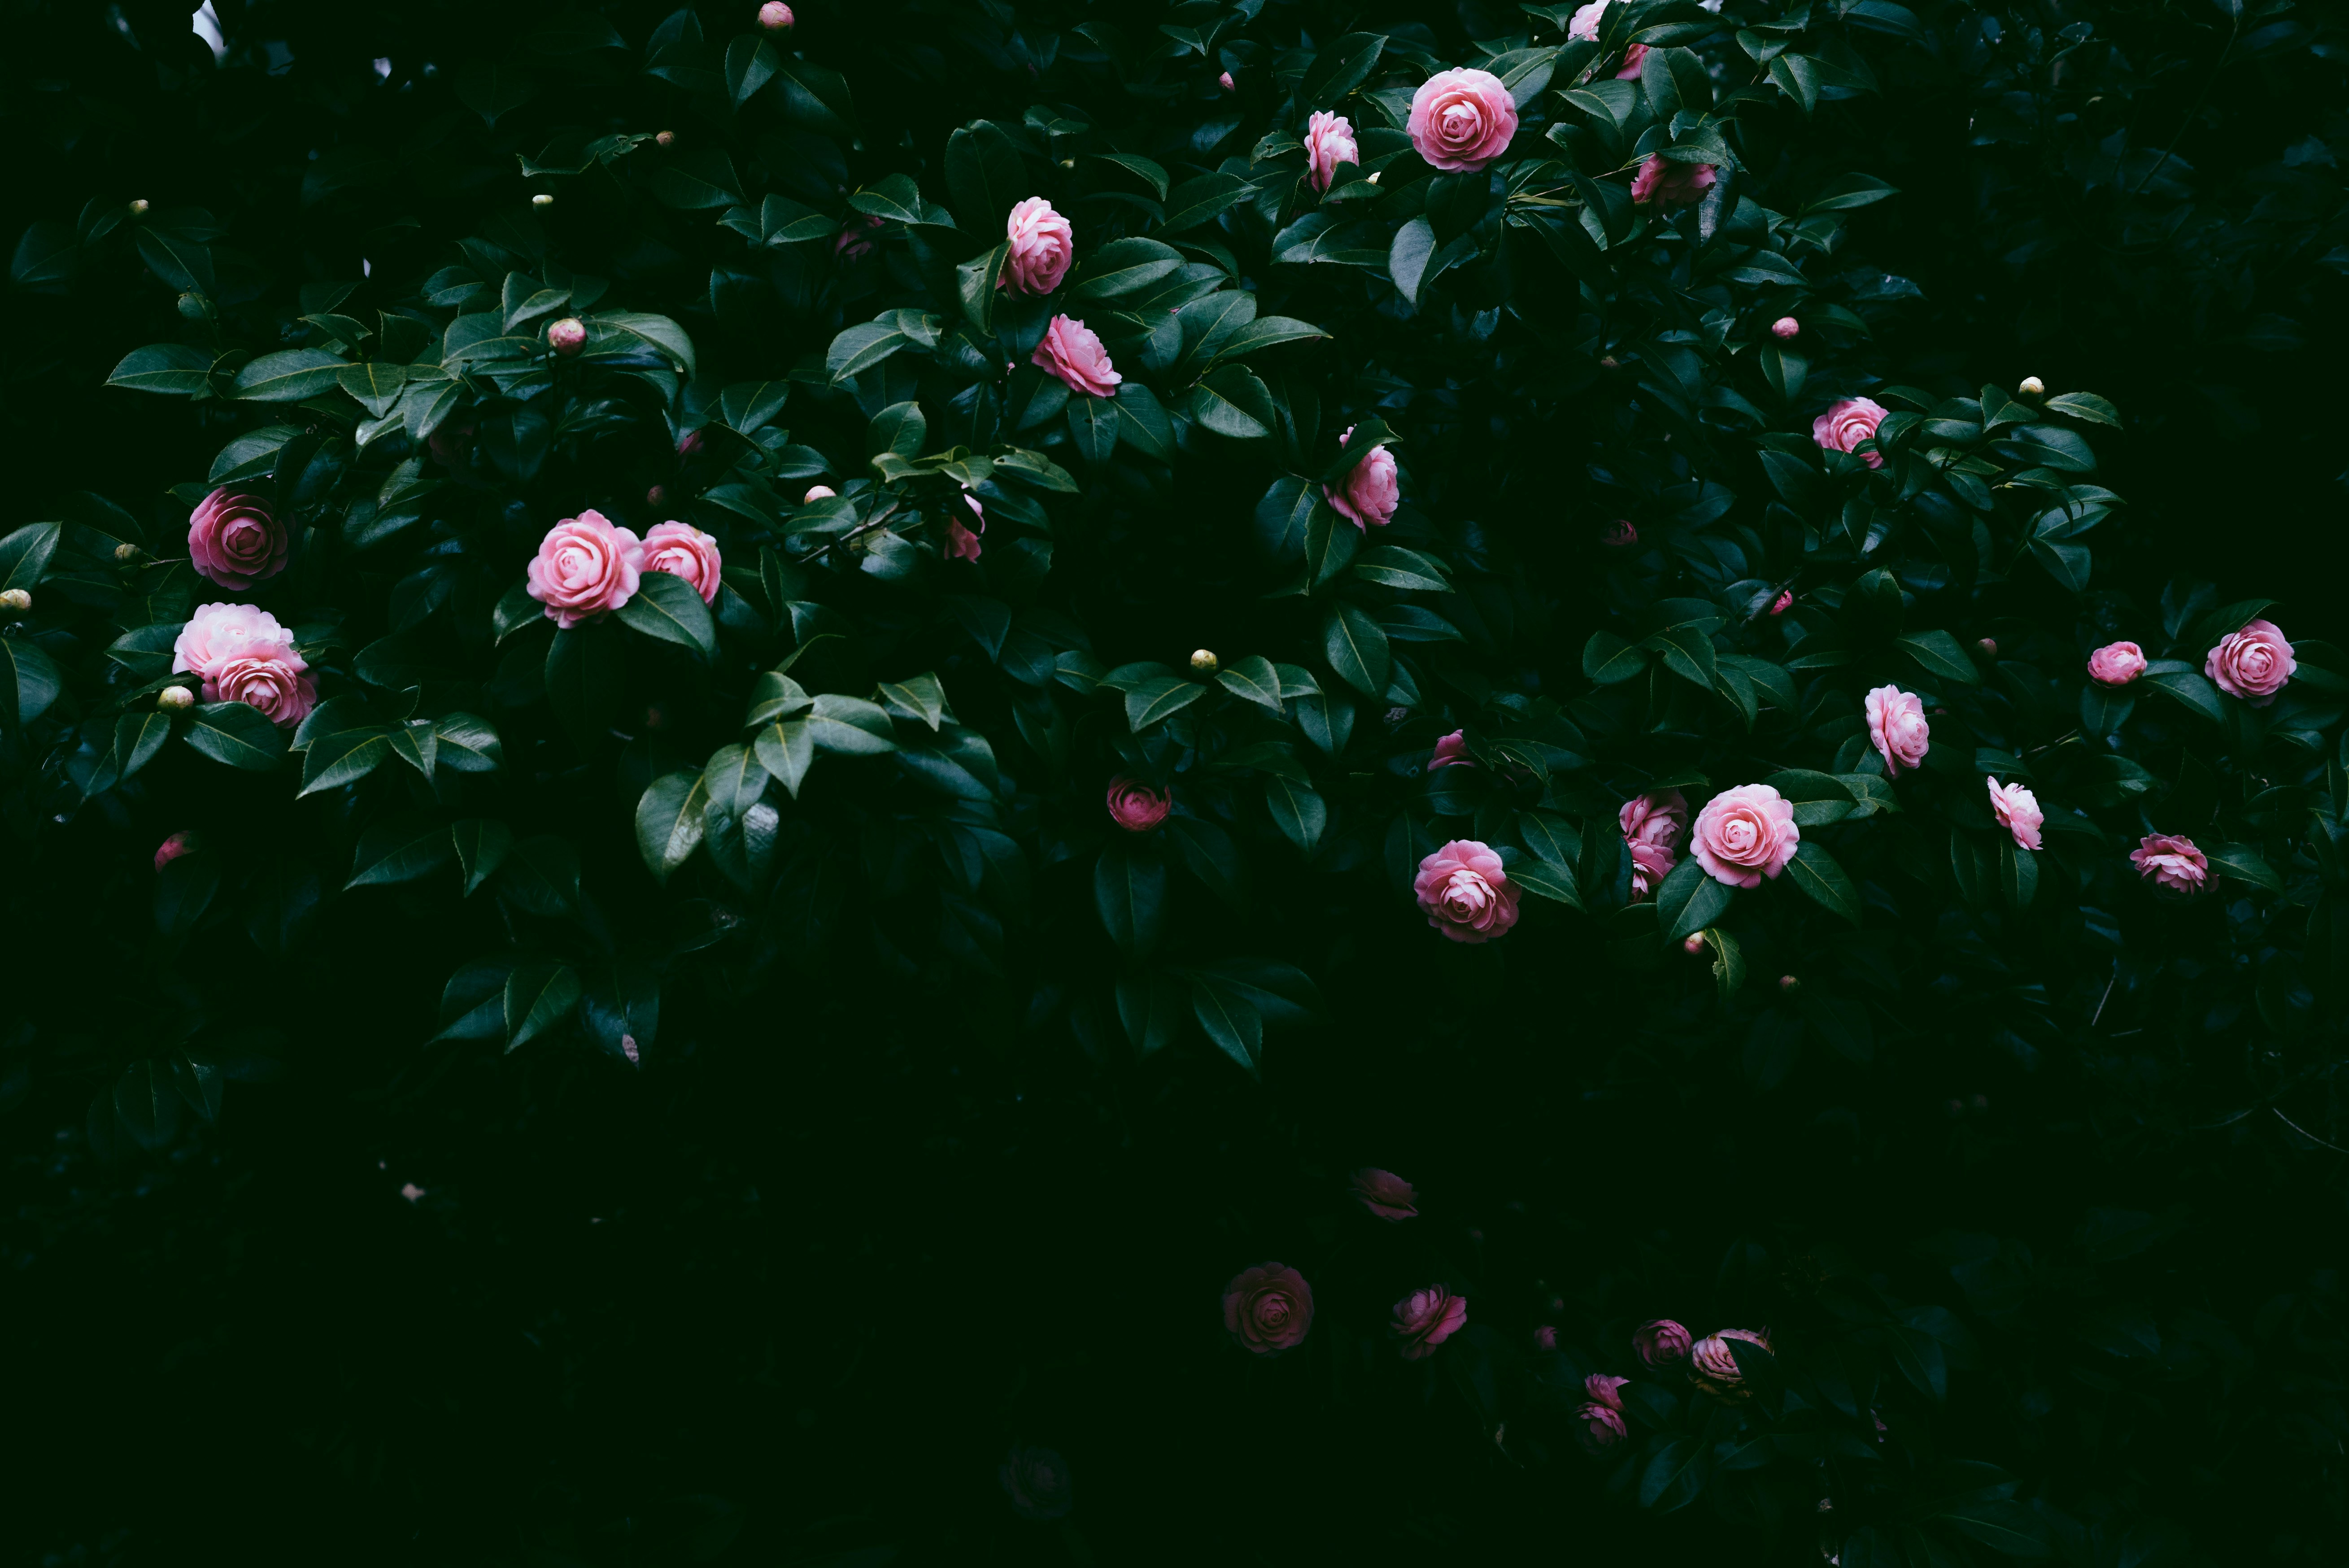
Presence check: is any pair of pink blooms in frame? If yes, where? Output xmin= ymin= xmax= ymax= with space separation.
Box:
xmin=1325 ymin=425 xmax=1399 ymax=529
xmin=187 ymin=487 xmax=290 ymax=590
xmin=1635 ymin=1318 xmax=1772 ymax=1386
xmin=1578 ymin=1372 xmax=1630 ymax=1452
xmin=2091 ymin=622 xmax=2293 ymax=706
xmin=172 ymin=602 xmax=316 ymax=727
xmin=525 ymin=510 xmax=723 ymax=628
xmin=1569 ymin=0 xmax=1649 ymax=78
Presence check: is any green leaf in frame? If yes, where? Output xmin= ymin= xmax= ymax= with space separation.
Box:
xmin=453 ymin=818 xmax=515 ymax=896
xmin=2139 ymin=661 xmax=2225 ymax=723
xmin=635 ymin=771 xmax=709 ymax=883
xmin=1321 ymin=603 xmax=1391 ymax=697
xmin=826 ymin=321 xmax=910 ymax=384
xmin=1090 ymin=152 xmax=1169 ymax=199
xmin=106 ymin=343 xmax=213 ymax=395
xmin=1159 ymin=172 xmax=1250 ymax=234
xmin=299 ymin=727 xmax=392 ymax=795
xmin=1351 ymin=546 xmax=1452 ymax=593
xmin=616 ymin=570 xmax=717 ymax=658
xmin=2208 ymin=842 xmax=2284 ymax=892
xmin=1803 ymin=172 xmax=1900 ymax=213
xmin=347 ymin=812 xmax=455 ymax=889
xmin=495 ymin=835 xmax=581 ymax=916
xmin=111 ymin=709 xmax=173 ymax=784
xmin=1215 ymin=655 xmax=1284 ymax=713
xmin=1264 ymin=776 xmax=1328 ymax=853
xmin=1068 ymin=395 xmax=1118 ymax=465
xmin=1894 ymin=629 xmax=1983 ymax=685
xmin=1511 ymin=856 xmax=1585 ymax=910
xmin=1189 ymin=364 xmax=1276 ymax=440
xmin=184 ymin=701 xmax=286 ymax=770
xmin=0 ymin=523 xmax=61 ymax=593
xmin=601 ymin=311 xmax=698 ymax=374
xmin=1655 ymin=857 xmax=1733 ymax=942
xmin=1999 ymin=838 xmax=2039 ymax=909
xmin=725 ymin=33 xmax=779 ymax=105
xmin=847 ymin=171 xmax=931 ymax=226
xmin=1125 ymin=676 xmax=1209 ymax=731
xmin=1114 ymin=383 xmax=1175 ymax=462
xmin=435 ymin=711 xmax=505 ymax=772
xmin=503 ymin=963 xmax=581 ymax=1053
xmin=1786 ymin=841 xmax=1862 ymax=923
xmin=232 ymin=348 xmax=347 ymax=403
xmin=1070 ymin=236 xmax=1184 ymax=300
xmin=754 ymin=719 xmax=817 ymax=798
xmin=1301 ymin=31 xmax=1386 ymax=105
xmin=1094 ymin=846 xmax=1166 ymax=954
xmin=1214 ymin=315 xmax=1330 ymax=362
xmin=338 ymin=360 xmax=407 ymax=415
xmin=806 ymin=694 xmax=898 ymax=754
xmin=1187 ymin=974 xmax=1264 ymax=1078
xmin=1935 ymin=1501 xmax=2054 ymax=1559
xmin=2043 ymin=391 xmax=2120 ymax=427
xmin=641 ymin=146 xmax=745 ymax=209
xmin=114 ymin=1060 xmax=181 ymax=1150
xmin=956 ymin=243 xmax=1007 ymax=333
xmin=944 ymin=120 xmax=1027 ymax=234
xmin=1583 ymin=630 xmax=1652 ymax=685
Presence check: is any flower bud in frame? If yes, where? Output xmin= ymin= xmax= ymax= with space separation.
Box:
xmin=114 ymin=542 xmax=141 ymax=563
xmin=176 ymin=292 xmax=209 ymax=320
xmin=531 ymin=193 xmax=553 ymax=208
xmin=802 ymin=485 xmax=837 ymax=502
xmin=1190 ymin=649 xmax=1219 ymax=674
xmin=154 ymin=831 xmax=199 ymax=872
xmin=1768 ymin=589 xmax=1793 ymax=615
xmin=646 ymin=484 xmax=671 ymax=509
xmin=1219 ymin=71 xmax=1236 ymax=93
xmin=1599 ymin=354 xmax=1620 ymax=369
xmin=1682 ymin=931 xmax=1708 ymax=955
xmin=1976 ymin=637 xmax=1998 ymax=659
xmin=758 ymin=0 xmax=794 ymax=28
xmin=1600 ymin=520 xmax=1639 ymax=549
xmin=1770 ymin=316 xmax=1799 ymax=340
xmin=655 ymin=130 xmax=676 ymax=148
xmin=127 ymin=199 xmax=151 ymax=218
xmin=158 ymin=685 xmax=196 ymax=712
xmin=2018 ymin=375 xmax=2045 ymax=398
xmin=1778 ymin=974 xmax=1800 ymax=992
xmin=0 ymin=588 xmax=29 ymax=619
xmin=546 ymin=317 xmax=587 ymax=357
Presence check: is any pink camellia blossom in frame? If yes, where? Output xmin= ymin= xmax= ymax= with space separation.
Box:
xmin=154 ymin=832 xmax=198 ymax=873
xmin=803 ymin=485 xmax=837 ymax=502
xmin=1533 ymin=1325 xmax=1558 ymax=1350
xmin=1615 ymin=43 xmax=1649 ymax=79
xmin=1223 ymin=1262 xmax=1315 ymax=1354
xmin=999 ymin=1445 xmax=1073 ymax=1521
xmin=1001 ymin=197 xmax=1075 ymax=296
xmin=1391 ymin=1285 xmax=1468 ymax=1359
xmin=206 ymin=653 xmax=317 ymax=728
xmin=1769 ymin=589 xmax=1793 ymax=615
xmin=1601 ymin=519 xmax=1639 ymax=549
xmin=1578 ymin=1401 xmax=1628 ymax=1452
xmin=1864 ymin=684 xmax=1931 ymax=776
xmin=1987 ymin=776 xmax=2044 ymax=852
xmin=1621 ymin=789 xmax=1688 ymax=901
xmin=1324 ymin=425 xmax=1400 ymax=530
xmin=1689 ymin=784 xmax=1800 ymax=889
xmin=1691 ymin=1328 xmax=1773 ymax=1394
xmin=833 ymin=212 xmax=882 ymax=262
xmin=546 ymin=316 xmax=586 ymax=356
xmin=641 ymin=521 xmax=722 ymax=604
xmin=1305 ymin=110 xmax=1360 ymax=194
xmin=757 ymin=1 xmax=793 ymax=31
xmin=172 ymin=601 xmax=300 ymax=679
xmin=1218 ymin=70 xmax=1236 ymax=93
xmin=187 ymin=488 xmax=289 ymax=591
xmin=1406 ymin=68 xmax=1518 ymax=172
xmin=2088 ymin=640 xmax=2146 ymax=687
xmin=2205 ymin=618 xmax=2295 ymax=707
xmin=1567 ymin=0 xmax=1610 ymax=40
xmin=526 ymin=510 xmax=644 ymax=628
xmin=1630 ymin=155 xmax=1717 ymax=208
xmin=1586 ymin=1373 xmax=1628 ymax=1410
xmin=1428 ymin=730 xmax=1473 ymax=771
xmin=2132 ymin=832 xmax=2209 ymax=894
xmin=1634 ymin=1319 xmax=1693 ymax=1368
xmin=1813 ymin=396 xmax=1889 ymax=469
xmin=1771 ymin=317 xmax=1800 ymax=340
xmin=1352 ymin=1167 xmax=1419 ymax=1220
xmin=1414 ymin=839 xmax=1522 ymax=943
xmin=1105 ymin=775 xmax=1170 ymax=833
xmin=1032 ymin=314 xmax=1122 ymax=398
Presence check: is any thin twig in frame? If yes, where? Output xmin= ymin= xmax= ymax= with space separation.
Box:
xmin=2273 ymin=1108 xmax=2349 ymax=1155
xmin=2089 ymin=965 xmax=2117 ymax=1029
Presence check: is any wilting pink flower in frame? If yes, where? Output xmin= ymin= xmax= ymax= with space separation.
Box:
xmin=641 ymin=521 xmax=722 ymax=604
xmin=1429 ymin=730 xmax=1473 ymax=771
xmin=1224 ymin=1263 xmax=1315 ymax=1354
xmin=1105 ymin=775 xmax=1169 ymax=832
xmin=1864 ymin=684 xmax=1931 ymax=776
xmin=172 ymin=601 xmax=300 ymax=679
xmin=1813 ymin=397 xmax=1889 ymax=468
xmin=2088 ymin=641 xmax=2146 ymax=687
xmin=1987 ymin=777 xmax=2043 ymax=851
xmin=1391 ymin=1285 xmax=1468 ymax=1359
xmin=1690 ymin=785 xmax=1800 ymax=889
xmin=1621 ymin=789 xmax=1688 ymax=901
xmin=1001 ymin=197 xmax=1075 ymax=296
xmin=1631 ymin=155 xmax=1717 ymax=208
xmin=1414 ymin=839 xmax=1522 ymax=943
xmin=1771 ymin=317 xmax=1800 ymax=340
xmin=1406 ymin=68 xmax=1517 ymax=172
xmin=187 ymin=488 xmax=288 ymax=591
xmin=803 ymin=485 xmax=837 ymax=502
xmin=1351 ymin=1167 xmax=1418 ymax=1221
xmin=1323 ymin=425 xmax=1400 ymax=530
xmin=1586 ymin=1373 xmax=1628 ymax=1410
xmin=1578 ymin=1401 xmax=1628 ymax=1452
xmin=154 ymin=832 xmax=199 ymax=872
xmin=1691 ymin=1328 xmax=1773 ymax=1393
xmin=757 ymin=1 xmax=793 ymax=29
xmin=206 ymin=653 xmax=316 ymax=728
xmin=1769 ymin=590 xmax=1793 ymax=615
xmin=833 ymin=212 xmax=882 ymax=262
xmin=1032 ymin=314 xmax=1121 ymax=397
xmin=526 ymin=510 xmax=643 ymax=628
xmin=546 ymin=316 xmax=586 ymax=356
xmin=1305 ymin=110 xmax=1360 ymax=193
xmin=1533 ymin=1325 xmax=1558 ymax=1350
xmin=2131 ymin=832 xmax=2208 ymax=893
xmin=2205 ymin=618 xmax=2295 ymax=707
xmin=999 ymin=1445 xmax=1073 ymax=1521
xmin=1601 ymin=519 xmax=1639 ymax=549
xmin=1634 ymin=1318 xmax=1692 ymax=1368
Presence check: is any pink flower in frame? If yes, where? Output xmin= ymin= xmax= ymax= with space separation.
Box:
xmin=1218 ymin=70 xmax=1236 ymax=93
xmin=1428 ymin=729 xmax=1473 ymax=770
xmin=2087 ymin=640 xmax=2146 ymax=687
xmin=1864 ymin=684 xmax=1931 ymax=776
xmin=1987 ymin=776 xmax=2043 ymax=851
xmin=400 ymin=1182 xmax=426 ymax=1202
xmin=641 ymin=521 xmax=722 ymax=604
xmin=1813 ymin=397 xmax=1889 ymax=469
xmin=1769 ymin=589 xmax=1793 ymax=615
xmin=1390 ymin=1285 xmax=1467 ymax=1359
xmin=1634 ymin=1319 xmax=1692 ymax=1368
xmin=1567 ymin=0 xmax=1611 ymax=39
xmin=1689 ymin=785 xmax=1800 ymax=889
xmin=1305 ymin=110 xmax=1360 ymax=194
xmin=1351 ymin=1167 xmax=1418 ymax=1221
xmin=1615 ymin=43 xmax=1649 ymax=79
xmin=1414 ymin=839 xmax=1522 ymax=943
xmin=946 ymin=492 xmax=986 ymax=561
xmin=1577 ymin=1402 xmax=1628 ymax=1452
xmin=999 ymin=1445 xmax=1072 ymax=1521
xmin=206 ymin=653 xmax=316 ymax=728
xmin=1223 ymin=1263 xmax=1315 ymax=1354
xmin=1032 ymin=314 xmax=1121 ymax=398
xmin=1630 ymin=155 xmax=1717 ymax=208
xmin=802 ymin=485 xmax=837 ymax=502
xmin=1601 ymin=519 xmax=1639 ymax=549
xmin=757 ymin=0 xmax=793 ymax=29
xmin=1323 ymin=425 xmax=1400 ymax=530
xmin=1586 ymin=1373 xmax=1628 ymax=1410
xmin=1621 ymin=789 xmax=1688 ymax=901
xmin=1771 ymin=316 xmax=1800 ymax=340
xmin=172 ymin=601 xmax=300 ymax=679
xmin=2131 ymin=833 xmax=2208 ymax=894
xmin=154 ymin=832 xmax=198 ymax=872
xmin=833 ymin=212 xmax=882 ymax=262
xmin=1105 ymin=775 xmax=1169 ymax=832
xmin=1001 ymin=197 xmax=1075 ymax=296
xmin=546 ymin=316 xmax=586 ymax=356
xmin=526 ymin=510 xmax=644 ymax=628
xmin=2205 ymin=618 xmax=2295 ymax=706
xmin=1533 ymin=1325 xmax=1558 ymax=1350
xmin=1406 ymin=68 xmax=1518 ymax=173
xmin=1691 ymin=1328 xmax=1773 ymax=1392
xmin=187 ymin=488 xmax=288 ymax=591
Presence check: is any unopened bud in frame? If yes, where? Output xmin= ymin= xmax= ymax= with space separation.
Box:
xmin=646 ymin=484 xmax=671 ymax=509
xmin=1769 ymin=589 xmax=1793 ymax=615
xmin=0 ymin=589 xmax=28 ymax=619
xmin=655 ymin=130 xmax=676 ymax=148
xmin=531 ymin=193 xmax=554 ymax=208
xmin=1190 ymin=648 xmax=1219 ymax=674
xmin=1219 ymin=71 xmax=1236 ymax=93
xmin=2018 ymin=375 xmax=2045 ymax=398
xmin=127 ymin=199 xmax=151 ymax=218
xmin=154 ymin=831 xmax=200 ymax=871
xmin=1975 ymin=637 xmax=1998 ymax=659
xmin=158 ymin=685 xmax=196 ymax=712
xmin=114 ymin=542 xmax=142 ymax=563
xmin=176 ymin=292 xmax=209 ymax=320
xmin=546 ymin=316 xmax=586 ymax=357
xmin=1778 ymin=974 xmax=1800 ymax=992
xmin=1770 ymin=316 xmax=1799 ymax=340
xmin=676 ymin=428 xmax=706 ymax=459
xmin=1057 ymin=158 xmax=1076 ymax=170
xmin=1599 ymin=354 xmax=1620 ymax=369
xmin=1682 ymin=932 xmax=1708 ymax=955
xmin=758 ymin=0 xmax=794 ymax=28
xmin=802 ymin=485 xmax=837 ymax=502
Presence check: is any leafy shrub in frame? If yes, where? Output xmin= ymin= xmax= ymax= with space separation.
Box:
xmin=5 ymin=0 xmax=2346 ymax=1561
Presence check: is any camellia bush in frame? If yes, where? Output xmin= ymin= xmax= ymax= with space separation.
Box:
xmin=6 ymin=0 xmax=2347 ymax=1561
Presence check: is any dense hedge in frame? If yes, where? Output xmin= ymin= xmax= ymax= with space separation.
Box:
xmin=5 ymin=0 xmax=2347 ymax=1562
